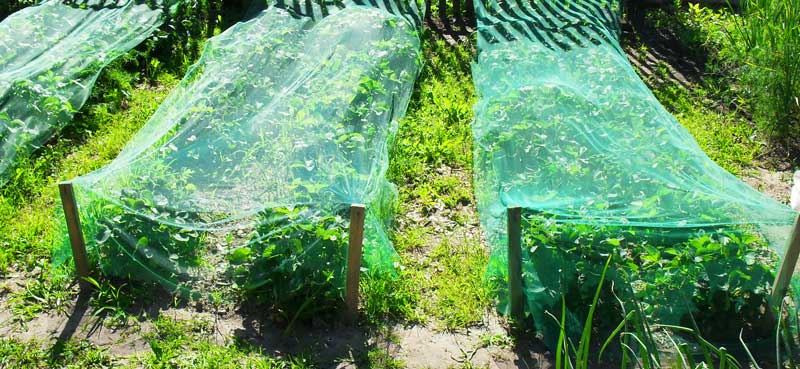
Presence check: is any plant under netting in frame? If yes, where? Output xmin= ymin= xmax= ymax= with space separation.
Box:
xmin=471 ymin=0 xmax=798 ymax=352
xmin=55 ymin=0 xmax=422 ymax=320
xmin=0 ymin=0 xmax=179 ymax=187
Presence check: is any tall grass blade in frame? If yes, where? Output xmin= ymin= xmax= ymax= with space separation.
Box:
xmin=575 ymin=255 xmax=613 ymax=369
xmin=598 ymin=310 xmax=634 ymax=361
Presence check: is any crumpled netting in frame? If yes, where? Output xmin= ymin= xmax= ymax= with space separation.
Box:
xmin=0 ymin=0 xmax=170 ymax=186
xmin=473 ymin=0 xmax=798 ymax=346
xmin=56 ymin=0 xmax=422 ymax=311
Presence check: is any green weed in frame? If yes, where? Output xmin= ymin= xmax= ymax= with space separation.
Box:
xmin=364 ymin=346 xmax=405 ymax=369
xmin=83 ymin=276 xmax=135 ymax=328
xmin=387 ymin=35 xmax=486 ymax=329
xmin=416 ymin=237 xmax=489 ymax=329
xmin=388 ymin=37 xmax=475 ymax=190
xmin=0 ymin=338 xmax=114 ymax=368
xmin=8 ymin=265 xmax=74 ymax=323
xmin=361 ymin=268 xmax=420 ymax=324
xmin=131 ymin=315 xmax=314 ymax=369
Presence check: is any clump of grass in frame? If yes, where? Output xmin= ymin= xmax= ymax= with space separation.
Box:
xmin=0 ymin=338 xmax=115 ymax=368
xmin=730 ymin=0 xmax=800 ymax=140
xmin=132 ymin=315 xmax=314 ymax=369
xmin=418 ymin=237 xmax=489 ymax=329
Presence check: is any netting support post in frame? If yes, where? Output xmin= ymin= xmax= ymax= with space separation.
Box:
xmin=771 ymin=213 xmax=800 ymax=308
xmin=59 ymin=182 xmax=91 ymax=289
xmin=345 ymin=204 xmax=366 ymax=324
xmin=507 ymin=206 xmax=524 ymax=322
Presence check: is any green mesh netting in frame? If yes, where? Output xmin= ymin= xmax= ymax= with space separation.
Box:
xmin=56 ymin=0 xmax=422 ymax=315
xmin=472 ymin=0 xmax=798 ymax=346
xmin=0 ymin=0 xmax=172 ymax=186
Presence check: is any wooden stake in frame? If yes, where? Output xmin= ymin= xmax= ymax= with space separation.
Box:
xmin=771 ymin=213 xmax=800 ymax=308
xmin=59 ymin=182 xmax=90 ymax=288
xmin=507 ymin=206 xmax=524 ymax=321
xmin=344 ymin=204 xmax=366 ymax=323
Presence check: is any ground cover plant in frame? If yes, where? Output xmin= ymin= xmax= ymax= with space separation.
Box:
xmin=471 ymin=0 xmax=798 ymax=360
xmin=54 ymin=0 xmax=424 ymax=323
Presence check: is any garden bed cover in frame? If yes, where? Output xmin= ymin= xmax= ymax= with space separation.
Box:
xmin=0 ymin=0 xmax=172 ymax=186
xmin=55 ymin=0 xmax=422 ymax=317
xmin=471 ymin=0 xmax=798 ymax=345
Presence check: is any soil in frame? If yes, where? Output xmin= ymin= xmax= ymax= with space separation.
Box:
xmin=742 ymin=167 xmax=794 ymax=205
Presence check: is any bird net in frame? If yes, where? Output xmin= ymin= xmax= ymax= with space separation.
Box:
xmin=55 ymin=0 xmax=422 ymax=317
xmin=0 ymin=0 xmax=173 ymax=186
xmin=472 ymin=0 xmax=799 ymax=348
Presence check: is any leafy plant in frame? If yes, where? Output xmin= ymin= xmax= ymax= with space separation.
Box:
xmin=80 ymin=188 xmax=207 ymax=291
xmin=231 ymin=206 xmax=351 ymax=329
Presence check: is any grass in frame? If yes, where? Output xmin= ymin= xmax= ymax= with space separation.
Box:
xmin=131 ymin=316 xmax=313 ymax=369
xmin=0 ymin=67 xmax=179 ymax=325
xmin=731 ymin=0 xmax=800 ymax=140
xmin=629 ymin=6 xmax=763 ymax=175
xmin=386 ymin=35 xmax=491 ymax=329
xmin=398 ymin=234 xmax=489 ymax=329
xmin=0 ymin=316 xmax=314 ymax=369
xmin=0 ymin=338 xmax=114 ymax=369
xmin=641 ymin=1 xmax=800 ymax=151
xmin=387 ymin=36 xmax=474 ymax=186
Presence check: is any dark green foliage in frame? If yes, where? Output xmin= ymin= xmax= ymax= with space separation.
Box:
xmin=115 ymin=0 xmax=253 ymax=79
xmin=81 ymin=190 xmax=206 ymax=290
xmin=0 ymin=0 xmax=35 ymax=20
xmin=232 ymin=206 xmax=350 ymax=326
xmin=501 ymin=212 xmax=776 ymax=344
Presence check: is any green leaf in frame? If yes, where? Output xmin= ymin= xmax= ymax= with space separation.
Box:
xmin=229 ymin=247 xmax=252 ymax=264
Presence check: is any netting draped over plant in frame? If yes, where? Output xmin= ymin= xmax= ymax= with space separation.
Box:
xmin=472 ymin=0 xmax=798 ymax=343
xmin=0 ymin=0 xmax=172 ymax=186
xmin=56 ymin=0 xmax=422 ymax=314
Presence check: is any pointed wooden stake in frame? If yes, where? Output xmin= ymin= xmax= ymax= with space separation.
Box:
xmin=59 ymin=182 xmax=90 ymax=289
xmin=344 ymin=204 xmax=366 ymax=324
xmin=771 ymin=213 xmax=800 ymax=308
xmin=507 ymin=206 xmax=524 ymax=321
